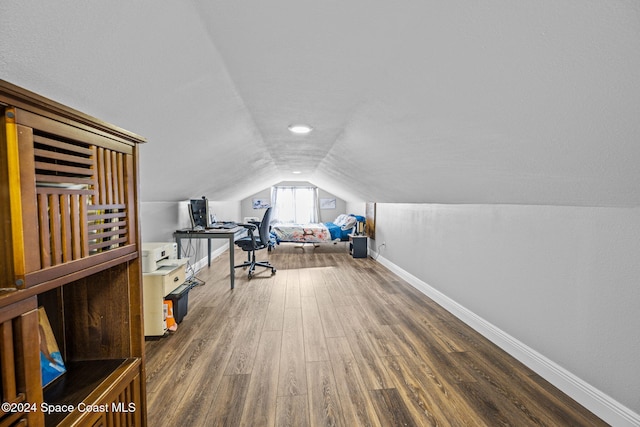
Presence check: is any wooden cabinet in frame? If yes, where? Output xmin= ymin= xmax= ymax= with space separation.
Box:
xmin=142 ymin=263 xmax=187 ymax=336
xmin=349 ymin=234 xmax=368 ymax=258
xmin=0 ymin=80 xmax=147 ymax=426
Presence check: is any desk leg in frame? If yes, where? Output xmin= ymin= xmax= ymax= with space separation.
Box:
xmin=208 ymin=238 xmax=212 ymax=266
xmin=229 ymin=235 xmax=235 ymax=289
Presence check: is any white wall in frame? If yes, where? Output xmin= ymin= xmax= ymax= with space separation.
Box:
xmin=241 ymin=182 xmax=348 ymax=224
xmin=141 ymin=200 xmax=241 ymax=276
xmin=346 ymin=201 xmax=366 ymax=218
xmin=371 ymin=203 xmax=640 ymax=422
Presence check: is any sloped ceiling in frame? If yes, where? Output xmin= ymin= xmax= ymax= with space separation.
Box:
xmin=1 ymin=1 xmax=639 ymax=206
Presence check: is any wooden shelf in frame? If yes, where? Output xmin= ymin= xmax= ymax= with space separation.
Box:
xmin=44 ymin=359 xmax=126 ymax=426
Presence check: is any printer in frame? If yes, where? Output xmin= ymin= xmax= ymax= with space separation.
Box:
xmin=142 ymin=242 xmax=183 ymax=273
xmin=141 ymin=242 xmax=190 ymax=336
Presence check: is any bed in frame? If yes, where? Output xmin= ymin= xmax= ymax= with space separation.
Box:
xmin=271 ymin=214 xmax=363 ymax=246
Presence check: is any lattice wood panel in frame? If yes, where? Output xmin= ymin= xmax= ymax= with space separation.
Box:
xmin=101 ymin=373 xmax=142 ymax=427
xmin=32 ymin=130 xmax=132 ymax=269
xmin=0 ymin=301 xmax=43 ymax=426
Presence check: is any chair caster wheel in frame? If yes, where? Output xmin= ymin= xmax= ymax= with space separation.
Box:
xmin=271 ymin=269 xmax=276 ymax=275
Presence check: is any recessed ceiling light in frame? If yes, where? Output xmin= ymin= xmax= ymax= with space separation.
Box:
xmin=292 ymin=170 xmax=302 ymax=174
xmin=288 ymin=124 xmax=313 ymax=134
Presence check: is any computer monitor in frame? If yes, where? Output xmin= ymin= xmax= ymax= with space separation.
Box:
xmin=188 ymin=197 xmax=209 ymax=229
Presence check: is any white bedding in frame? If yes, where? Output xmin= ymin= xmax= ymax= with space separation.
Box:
xmin=271 ymin=223 xmax=333 ymax=243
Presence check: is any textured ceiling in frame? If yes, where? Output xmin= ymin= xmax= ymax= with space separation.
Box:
xmin=1 ymin=1 xmax=640 ymax=206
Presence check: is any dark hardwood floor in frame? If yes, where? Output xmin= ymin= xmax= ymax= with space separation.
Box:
xmin=145 ymin=243 xmax=607 ymax=426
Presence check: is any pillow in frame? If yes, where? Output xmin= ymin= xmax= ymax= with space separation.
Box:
xmin=333 ymin=214 xmax=348 ymax=226
xmin=341 ymin=215 xmax=357 ymax=230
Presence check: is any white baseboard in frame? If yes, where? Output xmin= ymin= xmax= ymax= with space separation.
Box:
xmin=372 ymin=251 xmax=640 ymax=427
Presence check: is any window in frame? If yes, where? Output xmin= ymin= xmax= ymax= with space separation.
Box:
xmin=271 ymin=186 xmax=319 ymax=223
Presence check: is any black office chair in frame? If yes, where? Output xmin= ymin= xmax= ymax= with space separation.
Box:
xmin=234 ymin=207 xmax=276 ymax=279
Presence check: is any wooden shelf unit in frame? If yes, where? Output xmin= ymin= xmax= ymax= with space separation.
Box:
xmin=0 ymin=80 xmax=147 ymax=426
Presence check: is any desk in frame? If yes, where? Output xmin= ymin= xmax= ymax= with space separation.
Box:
xmin=174 ymin=227 xmax=245 ymax=289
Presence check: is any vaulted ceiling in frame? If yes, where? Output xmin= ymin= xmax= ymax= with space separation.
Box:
xmin=2 ymin=1 xmax=639 ymax=206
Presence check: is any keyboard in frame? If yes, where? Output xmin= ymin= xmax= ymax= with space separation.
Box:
xmin=208 ymin=222 xmax=237 ymax=229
